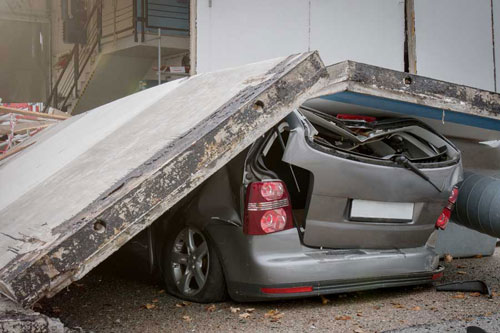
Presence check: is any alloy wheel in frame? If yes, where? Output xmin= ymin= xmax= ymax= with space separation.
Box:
xmin=170 ymin=226 xmax=210 ymax=296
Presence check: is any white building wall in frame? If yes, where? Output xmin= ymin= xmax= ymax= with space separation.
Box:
xmin=196 ymin=0 xmax=500 ymax=93
xmin=196 ymin=0 xmax=405 ymax=73
xmin=196 ymin=0 xmax=309 ymax=73
xmin=309 ymin=0 xmax=404 ymax=71
xmin=493 ymin=0 xmax=500 ymax=92
xmin=414 ymin=0 xmax=495 ymax=91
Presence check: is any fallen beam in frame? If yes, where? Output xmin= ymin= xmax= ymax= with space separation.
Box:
xmin=0 ymin=106 xmax=69 ymax=121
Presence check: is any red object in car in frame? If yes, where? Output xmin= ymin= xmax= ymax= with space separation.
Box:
xmin=261 ymin=286 xmax=313 ymax=294
xmin=448 ymin=186 xmax=459 ymax=204
xmin=336 ymin=114 xmax=376 ymax=122
xmin=435 ymin=186 xmax=459 ymax=230
xmin=244 ymin=180 xmax=293 ymax=235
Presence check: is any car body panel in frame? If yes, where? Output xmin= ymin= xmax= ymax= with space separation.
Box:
xmin=205 ymin=225 xmax=441 ymax=301
xmin=281 ymin=111 xmax=462 ymax=249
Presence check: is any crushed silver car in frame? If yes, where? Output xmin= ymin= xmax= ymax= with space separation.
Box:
xmin=154 ymin=106 xmax=462 ymax=302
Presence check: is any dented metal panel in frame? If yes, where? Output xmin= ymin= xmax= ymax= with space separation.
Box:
xmin=0 ymin=52 xmax=327 ymax=306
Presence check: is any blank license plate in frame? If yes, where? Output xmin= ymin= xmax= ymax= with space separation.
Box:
xmin=350 ymin=200 xmax=414 ymax=222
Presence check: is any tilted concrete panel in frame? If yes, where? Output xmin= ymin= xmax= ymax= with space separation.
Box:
xmin=0 ymin=52 xmax=327 ymax=306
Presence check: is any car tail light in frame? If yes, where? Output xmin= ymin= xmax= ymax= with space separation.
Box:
xmin=448 ymin=186 xmax=459 ymax=204
xmin=432 ymin=272 xmax=443 ymax=280
xmin=435 ymin=186 xmax=459 ymax=230
xmin=244 ymin=180 xmax=293 ymax=235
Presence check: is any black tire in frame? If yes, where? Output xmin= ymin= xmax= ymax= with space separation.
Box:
xmin=162 ymin=222 xmax=227 ymax=303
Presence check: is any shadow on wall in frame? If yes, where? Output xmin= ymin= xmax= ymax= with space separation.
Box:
xmin=72 ymin=53 xmax=155 ymax=114
xmin=0 ymin=20 xmax=50 ymax=102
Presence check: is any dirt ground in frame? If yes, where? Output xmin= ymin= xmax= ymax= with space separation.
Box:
xmin=39 ymin=241 xmax=500 ymax=333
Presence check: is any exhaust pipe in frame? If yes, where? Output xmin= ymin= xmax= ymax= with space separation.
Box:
xmin=453 ymin=172 xmax=500 ymax=238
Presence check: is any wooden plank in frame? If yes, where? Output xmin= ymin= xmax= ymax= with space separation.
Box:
xmin=0 ymin=123 xmax=51 ymax=136
xmin=0 ymin=142 xmax=35 ymax=162
xmin=0 ymin=106 xmax=69 ymax=121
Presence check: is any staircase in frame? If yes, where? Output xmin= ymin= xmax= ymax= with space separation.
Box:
xmin=44 ymin=0 xmax=103 ymax=114
xmin=44 ymin=0 xmax=190 ymax=115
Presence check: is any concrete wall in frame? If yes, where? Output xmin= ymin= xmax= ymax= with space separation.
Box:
xmin=196 ymin=0 xmax=405 ymax=73
xmin=196 ymin=0 xmax=500 ymax=93
xmin=72 ymin=53 xmax=153 ymax=114
xmin=309 ymin=0 xmax=404 ymax=71
xmin=414 ymin=0 xmax=495 ymax=91
xmin=0 ymin=20 xmax=50 ymax=102
xmin=0 ymin=1 xmax=50 ymax=102
xmin=494 ymin=0 xmax=500 ymax=92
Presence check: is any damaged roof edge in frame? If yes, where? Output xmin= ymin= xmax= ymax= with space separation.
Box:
xmin=324 ymin=60 xmax=500 ymax=124
xmin=0 ymin=52 xmax=328 ymax=307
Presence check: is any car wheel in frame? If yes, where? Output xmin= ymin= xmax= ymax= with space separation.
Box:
xmin=163 ymin=224 xmax=227 ymax=302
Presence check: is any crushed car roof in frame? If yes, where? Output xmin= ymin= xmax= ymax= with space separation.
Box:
xmin=0 ymin=54 xmax=499 ymax=306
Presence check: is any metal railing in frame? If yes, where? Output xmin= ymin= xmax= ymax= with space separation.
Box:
xmin=44 ymin=0 xmax=102 ymax=113
xmin=101 ymin=1 xmax=134 ymax=43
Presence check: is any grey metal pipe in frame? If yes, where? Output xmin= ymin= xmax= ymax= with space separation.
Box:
xmin=453 ymin=171 xmax=500 ymax=238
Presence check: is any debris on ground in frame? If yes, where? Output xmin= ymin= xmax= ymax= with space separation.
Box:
xmin=205 ymin=304 xmax=216 ymax=312
xmin=143 ymin=303 xmax=156 ymax=310
xmin=35 ymin=246 xmax=500 ymax=332
xmin=239 ymin=313 xmax=251 ymax=319
xmin=436 ymin=280 xmax=492 ymax=297
xmin=335 ymin=315 xmax=352 ymax=320
xmin=265 ymin=309 xmax=284 ymax=322
xmin=0 ymin=104 xmax=68 ymax=160
xmin=0 ymin=295 xmax=69 ymax=332
xmin=444 ymin=254 xmax=453 ymax=263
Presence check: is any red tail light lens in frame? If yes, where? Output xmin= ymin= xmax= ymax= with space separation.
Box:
xmin=260 ymin=182 xmax=284 ymax=201
xmin=260 ymin=208 xmax=287 ymax=233
xmin=448 ymin=186 xmax=459 ymax=204
xmin=244 ymin=181 xmax=293 ymax=235
xmin=435 ymin=186 xmax=459 ymax=230
xmin=436 ymin=207 xmax=451 ymax=230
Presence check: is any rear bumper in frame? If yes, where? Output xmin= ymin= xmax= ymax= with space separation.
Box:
xmin=230 ymin=266 xmax=444 ymax=301
xmin=206 ymin=225 xmax=442 ymax=302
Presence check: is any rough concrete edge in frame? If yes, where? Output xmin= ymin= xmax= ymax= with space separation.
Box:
xmin=0 ymin=295 xmax=83 ymax=333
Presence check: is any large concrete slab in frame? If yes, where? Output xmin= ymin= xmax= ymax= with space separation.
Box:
xmin=0 ymin=52 xmax=327 ymax=306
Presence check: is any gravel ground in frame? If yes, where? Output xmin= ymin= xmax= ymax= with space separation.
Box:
xmin=39 ymin=242 xmax=500 ymax=333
